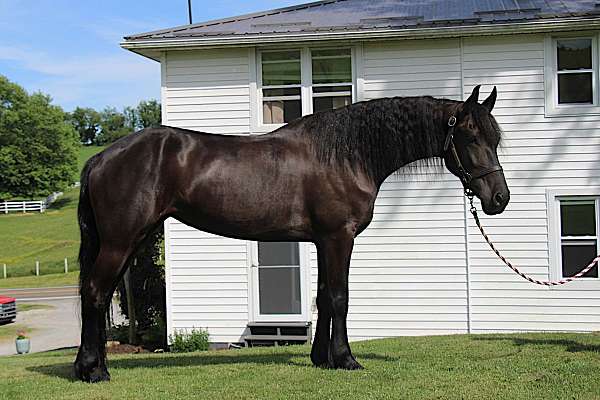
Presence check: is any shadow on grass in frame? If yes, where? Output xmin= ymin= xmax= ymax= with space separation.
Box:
xmin=47 ymin=196 xmax=75 ymax=211
xmin=472 ymin=336 xmax=600 ymax=354
xmin=26 ymin=349 xmax=399 ymax=382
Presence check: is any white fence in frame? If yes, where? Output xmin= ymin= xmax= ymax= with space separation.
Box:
xmin=1 ymin=192 xmax=63 ymax=214
xmin=2 ymin=200 xmax=46 ymax=214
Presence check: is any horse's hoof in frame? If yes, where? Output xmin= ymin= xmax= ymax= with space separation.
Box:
xmin=89 ymin=367 xmax=111 ymax=383
xmin=310 ymin=350 xmax=329 ymax=368
xmin=327 ymin=355 xmax=364 ymax=370
xmin=74 ymin=361 xmax=110 ymax=383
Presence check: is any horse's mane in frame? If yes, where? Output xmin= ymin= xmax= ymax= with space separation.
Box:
xmin=294 ymin=95 xmax=503 ymax=181
xmin=298 ymin=96 xmax=455 ymax=180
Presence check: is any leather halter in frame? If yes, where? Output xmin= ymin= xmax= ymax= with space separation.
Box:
xmin=443 ymin=115 xmax=503 ymax=194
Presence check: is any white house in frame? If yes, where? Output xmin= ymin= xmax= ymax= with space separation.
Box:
xmin=122 ymin=0 xmax=600 ymax=346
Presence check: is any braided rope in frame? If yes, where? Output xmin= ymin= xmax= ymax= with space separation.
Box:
xmin=469 ymin=198 xmax=600 ymax=286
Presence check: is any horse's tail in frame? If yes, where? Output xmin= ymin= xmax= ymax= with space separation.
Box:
xmin=78 ymin=154 xmax=101 ymax=292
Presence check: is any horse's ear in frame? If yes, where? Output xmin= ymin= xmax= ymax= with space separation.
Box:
xmin=466 ymin=85 xmax=481 ymax=104
xmin=482 ymin=86 xmax=497 ymax=112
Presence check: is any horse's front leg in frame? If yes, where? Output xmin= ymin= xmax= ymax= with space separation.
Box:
xmin=320 ymin=230 xmax=363 ymax=370
xmin=310 ymin=248 xmax=331 ymax=367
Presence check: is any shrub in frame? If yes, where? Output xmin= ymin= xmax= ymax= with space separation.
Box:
xmin=169 ymin=328 xmax=209 ymax=353
xmin=106 ymin=323 xmax=129 ymax=344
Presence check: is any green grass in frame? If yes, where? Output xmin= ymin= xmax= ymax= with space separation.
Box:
xmin=16 ymin=304 xmax=54 ymax=312
xmin=0 ymin=188 xmax=81 ymax=278
xmin=0 ymin=272 xmax=79 ymax=289
xmin=0 ymin=324 xmax=32 ymax=343
xmin=1 ymin=333 xmax=600 ymax=399
xmin=77 ymin=145 xmax=105 ymax=174
xmin=0 ymin=146 xmax=105 ymax=282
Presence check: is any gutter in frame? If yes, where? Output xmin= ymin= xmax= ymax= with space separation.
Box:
xmin=121 ymin=17 xmax=600 ymax=51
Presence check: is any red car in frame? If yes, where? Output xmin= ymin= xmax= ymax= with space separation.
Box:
xmin=0 ymin=296 xmax=16 ymax=323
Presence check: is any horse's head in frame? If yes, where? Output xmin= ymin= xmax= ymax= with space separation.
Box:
xmin=443 ymin=85 xmax=510 ymax=215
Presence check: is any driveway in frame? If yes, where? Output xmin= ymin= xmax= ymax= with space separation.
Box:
xmin=0 ymin=296 xmax=123 ymax=356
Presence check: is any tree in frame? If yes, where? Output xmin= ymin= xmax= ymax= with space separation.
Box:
xmin=123 ymin=106 xmax=139 ymax=132
xmin=0 ymin=75 xmax=78 ymax=199
xmin=68 ymin=107 xmax=101 ymax=144
xmin=136 ymin=100 xmax=161 ymax=129
xmin=95 ymin=107 xmax=129 ymax=145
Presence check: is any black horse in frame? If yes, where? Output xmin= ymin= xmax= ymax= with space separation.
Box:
xmin=74 ymin=85 xmax=509 ymax=382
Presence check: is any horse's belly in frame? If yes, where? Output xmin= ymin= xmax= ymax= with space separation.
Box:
xmin=173 ymin=191 xmax=311 ymax=241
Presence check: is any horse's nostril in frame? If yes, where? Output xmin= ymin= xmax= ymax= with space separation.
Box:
xmin=494 ymin=192 xmax=504 ymax=205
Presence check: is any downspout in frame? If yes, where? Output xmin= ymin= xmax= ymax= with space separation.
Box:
xmin=459 ymin=37 xmax=473 ymax=334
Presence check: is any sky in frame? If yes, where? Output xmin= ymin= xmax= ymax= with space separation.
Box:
xmin=0 ymin=0 xmax=299 ymax=111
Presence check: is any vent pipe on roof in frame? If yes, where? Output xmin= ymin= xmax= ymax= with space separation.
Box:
xmin=188 ymin=0 xmax=193 ymax=24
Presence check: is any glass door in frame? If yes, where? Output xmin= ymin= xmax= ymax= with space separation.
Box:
xmin=250 ymin=241 xmax=308 ymax=322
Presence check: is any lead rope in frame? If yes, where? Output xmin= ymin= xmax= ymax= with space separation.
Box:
xmin=467 ymin=193 xmax=600 ymax=286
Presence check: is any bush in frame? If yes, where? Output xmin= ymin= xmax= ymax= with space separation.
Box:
xmin=169 ymin=328 xmax=209 ymax=353
xmin=106 ymin=323 xmax=129 ymax=344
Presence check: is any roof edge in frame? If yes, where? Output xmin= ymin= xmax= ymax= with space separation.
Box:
xmin=121 ymin=16 xmax=600 ymax=52
xmin=124 ymin=0 xmax=338 ymax=40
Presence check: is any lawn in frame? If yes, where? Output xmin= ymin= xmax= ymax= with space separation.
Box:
xmin=0 ymin=272 xmax=79 ymax=289
xmin=1 ymin=333 xmax=600 ymax=400
xmin=0 ymin=324 xmax=32 ymax=343
xmin=0 ymin=146 xmax=104 ymax=282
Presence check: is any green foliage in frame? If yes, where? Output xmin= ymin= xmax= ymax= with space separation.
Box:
xmin=169 ymin=328 xmax=209 ymax=353
xmin=95 ymin=106 xmax=130 ymax=145
xmin=106 ymin=323 xmax=130 ymax=344
xmin=117 ymin=228 xmax=166 ymax=347
xmin=0 ymin=75 xmax=79 ymax=199
xmin=136 ymin=99 xmax=162 ymax=129
xmin=68 ymin=107 xmax=100 ymax=144
xmin=70 ymin=100 xmax=162 ymax=145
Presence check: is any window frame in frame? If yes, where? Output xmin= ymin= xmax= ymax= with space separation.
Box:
xmin=547 ymin=188 xmax=600 ymax=288
xmin=253 ymin=45 xmax=356 ymax=132
xmin=310 ymin=48 xmax=354 ymax=113
xmin=545 ymin=33 xmax=600 ymax=117
xmin=257 ymin=48 xmax=303 ymax=126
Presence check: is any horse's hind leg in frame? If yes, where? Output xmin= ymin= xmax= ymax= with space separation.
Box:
xmin=74 ymin=245 xmax=130 ymax=382
xmin=310 ymin=248 xmax=332 ymax=367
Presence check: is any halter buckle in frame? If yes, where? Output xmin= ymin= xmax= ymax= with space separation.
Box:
xmin=448 ymin=116 xmax=457 ymax=127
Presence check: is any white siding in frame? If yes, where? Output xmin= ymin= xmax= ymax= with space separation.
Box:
xmin=162 ymin=32 xmax=600 ymax=344
xmin=163 ymin=48 xmax=252 ymax=343
xmin=163 ymin=49 xmax=251 ymax=134
xmin=462 ymin=34 xmax=600 ymax=333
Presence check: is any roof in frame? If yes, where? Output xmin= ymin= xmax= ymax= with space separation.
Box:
xmin=122 ymin=0 xmax=600 ymax=54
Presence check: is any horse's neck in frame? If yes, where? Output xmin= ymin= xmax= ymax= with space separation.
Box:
xmin=371 ymin=98 xmax=458 ymax=186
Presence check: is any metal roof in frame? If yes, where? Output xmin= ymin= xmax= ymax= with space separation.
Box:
xmin=124 ymin=0 xmax=600 ymax=42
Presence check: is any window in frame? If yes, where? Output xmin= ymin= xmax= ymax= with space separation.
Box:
xmin=311 ymin=49 xmax=353 ymax=113
xmin=556 ymin=39 xmax=594 ymax=104
xmin=545 ymin=35 xmax=599 ymax=116
xmin=548 ymin=189 xmax=600 ymax=284
xmin=257 ymin=242 xmax=301 ymax=315
xmin=260 ymin=50 xmax=302 ymax=124
xmin=559 ymin=200 xmax=598 ymax=278
xmin=258 ymin=47 xmax=354 ymax=126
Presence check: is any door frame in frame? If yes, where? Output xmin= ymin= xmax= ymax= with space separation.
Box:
xmin=247 ymin=241 xmax=312 ymax=323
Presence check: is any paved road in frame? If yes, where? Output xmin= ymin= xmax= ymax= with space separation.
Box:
xmin=0 ymin=286 xmax=78 ymax=301
xmin=0 ymin=298 xmax=81 ymax=356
